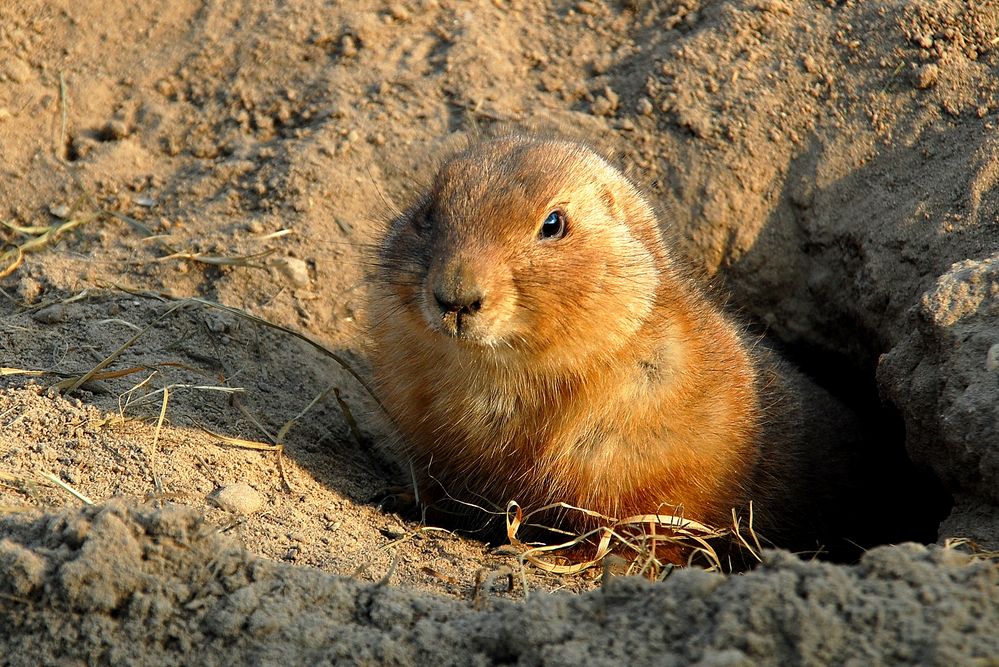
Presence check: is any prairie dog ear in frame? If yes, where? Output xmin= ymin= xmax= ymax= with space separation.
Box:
xmin=599 ymin=183 xmax=618 ymax=213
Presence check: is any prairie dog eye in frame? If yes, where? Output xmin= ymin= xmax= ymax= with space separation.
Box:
xmin=538 ymin=210 xmax=567 ymax=240
xmin=411 ymin=209 xmax=432 ymax=232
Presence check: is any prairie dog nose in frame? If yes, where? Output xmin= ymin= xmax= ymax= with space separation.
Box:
xmin=430 ymin=256 xmax=488 ymax=315
xmin=433 ymin=281 xmax=484 ymax=315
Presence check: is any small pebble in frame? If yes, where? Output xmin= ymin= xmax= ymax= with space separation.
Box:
xmin=986 ymin=344 xmax=999 ymax=372
xmin=913 ymin=63 xmax=938 ymax=89
xmin=340 ymin=34 xmax=358 ymax=58
xmin=636 ymin=97 xmax=654 ymax=116
xmin=272 ymin=256 xmax=311 ymax=288
xmin=389 ymin=4 xmax=410 ymax=21
xmin=155 ymin=79 xmax=176 ymax=97
xmin=31 ymin=303 xmax=68 ymax=324
xmin=104 ymin=118 xmax=129 ymax=139
xmin=592 ymin=87 xmax=619 ymax=118
xmin=5 ymin=57 xmax=32 ymax=83
xmin=592 ymin=96 xmax=615 ymax=117
xmin=49 ymin=203 xmax=71 ymax=219
xmin=602 ymin=86 xmax=620 ymax=108
xmin=209 ymin=483 xmax=264 ymax=515
xmin=203 ymin=312 xmax=229 ymax=334
xmin=591 ymin=54 xmax=612 ymax=75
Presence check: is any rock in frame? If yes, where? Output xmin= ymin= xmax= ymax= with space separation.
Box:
xmin=987 ymin=344 xmax=999 ymax=372
xmin=5 ymin=57 xmax=33 ymax=83
xmin=209 ymin=483 xmax=265 ymax=515
xmin=592 ymin=87 xmax=619 ymax=117
xmin=913 ymin=63 xmax=939 ymax=89
xmin=49 ymin=203 xmax=71 ymax=219
xmin=389 ymin=4 xmax=410 ymax=22
xmin=272 ymin=256 xmax=310 ymax=288
xmin=104 ymin=118 xmax=130 ymax=140
xmin=31 ymin=303 xmax=68 ymax=324
xmin=340 ymin=34 xmax=358 ymax=58
xmin=880 ymin=253 xmax=999 ymax=504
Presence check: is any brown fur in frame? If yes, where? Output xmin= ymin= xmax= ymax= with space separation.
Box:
xmin=369 ymin=136 xmax=857 ymax=558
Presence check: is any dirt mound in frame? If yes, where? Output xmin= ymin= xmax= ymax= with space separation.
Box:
xmin=1 ymin=502 xmax=996 ymax=666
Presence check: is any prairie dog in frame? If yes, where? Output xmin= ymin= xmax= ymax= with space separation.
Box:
xmin=369 ymin=136 xmax=857 ymax=558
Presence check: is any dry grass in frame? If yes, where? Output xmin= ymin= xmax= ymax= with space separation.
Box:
xmin=0 ymin=211 xmax=100 ymax=278
xmin=95 ymin=294 xmax=379 ymax=496
xmin=0 ymin=470 xmax=94 ymax=510
xmin=40 ymin=472 xmax=94 ymax=505
xmin=61 ymin=302 xmax=189 ymax=393
xmin=0 ymin=368 xmax=47 ymax=378
xmin=0 ymin=471 xmax=50 ymax=507
xmin=4 ymin=282 xmax=377 ymax=423
xmin=114 ymin=288 xmax=384 ymax=411
xmin=943 ymin=537 xmax=999 ymax=562
xmin=152 ymin=245 xmax=276 ymax=269
xmin=503 ymin=500 xmax=762 ymax=587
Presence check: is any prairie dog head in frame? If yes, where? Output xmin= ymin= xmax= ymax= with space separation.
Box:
xmin=375 ymin=137 xmax=664 ymax=371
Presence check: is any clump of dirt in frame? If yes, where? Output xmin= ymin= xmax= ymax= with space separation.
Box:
xmin=1 ymin=0 xmax=998 ymax=661
xmin=1 ymin=502 xmax=996 ymax=665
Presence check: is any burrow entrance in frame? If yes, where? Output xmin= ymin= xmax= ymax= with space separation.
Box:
xmin=752 ymin=329 xmax=952 ymax=561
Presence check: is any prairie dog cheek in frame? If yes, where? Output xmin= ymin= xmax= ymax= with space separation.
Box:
xmin=588 ymin=225 xmax=661 ymax=329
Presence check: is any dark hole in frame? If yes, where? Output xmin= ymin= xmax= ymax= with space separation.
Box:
xmin=771 ymin=336 xmax=953 ymax=561
xmin=64 ymin=135 xmax=81 ymax=162
xmin=94 ymin=124 xmax=119 ymax=142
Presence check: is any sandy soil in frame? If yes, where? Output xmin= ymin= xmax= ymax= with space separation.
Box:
xmin=1 ymin=0 xmax=998 ymax=663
